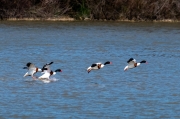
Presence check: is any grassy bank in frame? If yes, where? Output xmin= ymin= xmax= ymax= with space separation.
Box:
xmin=1 ymin=0 xmax=180 ymax=21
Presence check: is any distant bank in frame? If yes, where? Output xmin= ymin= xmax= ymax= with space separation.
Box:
xmin=4 ymin=17 xmax=180 ymax=22
xmin=1 ymin=0 xmax=180 ymax=22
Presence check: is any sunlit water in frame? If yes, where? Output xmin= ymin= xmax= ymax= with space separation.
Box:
xmin=0 ymin=21 xmax=180 ymax=118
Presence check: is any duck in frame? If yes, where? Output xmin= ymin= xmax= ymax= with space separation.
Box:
xmin=87 ymin=61 xmax=112 ymax=73
xmin=38 ymin=68 xmax=62 ymax=79
xmin=39 ymin=62 xmax=62 ymax=79
xmin=41 ymin=62 xmax=53 ymax=73
xmin=124 ymin=58 xmax=147 ymax=71
xmin=23 ymin=62 xmax=42 ymax=79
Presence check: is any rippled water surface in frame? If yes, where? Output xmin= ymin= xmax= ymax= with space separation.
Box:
xmin=0 ymin=21 xmax=180 ymax=118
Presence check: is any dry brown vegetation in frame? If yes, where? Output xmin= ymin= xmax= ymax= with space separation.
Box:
xmin=0 ymin=0 xmax=180 ymax=21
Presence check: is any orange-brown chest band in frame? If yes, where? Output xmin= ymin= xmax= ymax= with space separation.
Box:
xmin=50 ymin=71 xmax=53 ymax=76
xmin=98 ymin=64 xmax=101 ymax=69
xmin=36 ymin=68 xmax=38 ymax=72
xmin=134 ymin=63 xmax=137 ymax=67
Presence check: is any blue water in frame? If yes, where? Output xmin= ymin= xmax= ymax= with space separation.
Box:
xmin=0 ymin=21 xmax=180 ymax=118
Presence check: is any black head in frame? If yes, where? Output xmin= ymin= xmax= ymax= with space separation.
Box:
xmin=140 ymin=60 xmax=147 ymax=63
xmin=104 ymin=61 xmax=112 ymax=65
xmin=55 ymin=69 xmax=62 ymax=72
xmin=127 ymin=58 xmax=134 ymax=63
xmin=26 ymin=62 xmax=32 ymax=67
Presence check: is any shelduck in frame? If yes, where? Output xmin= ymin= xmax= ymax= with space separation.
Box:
xmin=39 ymin=62 xmax=62 ymax=79
xmin=87 ymin=61 xmax=112 ymax=73
xmin=23 ymin=62 xmax=42 ymax=79
xmin=124 ymin=58 xmax=147 ymax=71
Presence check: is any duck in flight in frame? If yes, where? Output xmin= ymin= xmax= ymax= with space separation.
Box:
xmin=87 ymin=61 xmax=112 ymax=73
xmin=39 ymin=62 xmax=62 ymax=79
xmin=124 ymin=58 xmax=147 ymax=71
xmin=41 ymin=62 xmax=54 ymax=73
xmin=23 ymin=62 xmax=42 ymax=79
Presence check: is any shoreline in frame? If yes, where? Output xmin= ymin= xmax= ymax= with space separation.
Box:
xmin=1 ymin=17 xmax=180 ymax=23
xmin=5 ymin=17 xmax=75 ymax=21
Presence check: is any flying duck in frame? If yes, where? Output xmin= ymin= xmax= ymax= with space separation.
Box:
xmin=23 ymin=62 xmax=42 ymax=79
xmin=41 ymin=62 xmax=53 ymax=73
xmin=39 ymin=62 xmax=62 ymax=79
xmin=38 ymin=68 xmax=62 ymax=79
xmin=87 ymin=61 xmax=112 ymax=73
xmin=124 ymin=58 xmax=147 ymax=71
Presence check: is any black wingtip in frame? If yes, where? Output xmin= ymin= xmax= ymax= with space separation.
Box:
xmin=26 ymin=62 xmax=31 ymax=67
xmin=49 ymin=62 xmax=53 ymax=65
xmin=127 ymin=58 xmax=134 ymax=63
xmin=91 ymin=64 xmax=97 ymax=67
xmin=23 ymin=67 xmax=28 ymax=69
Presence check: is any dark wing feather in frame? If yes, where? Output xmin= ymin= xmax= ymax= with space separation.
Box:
xmin=26 ymin=62 xmax=32 ymax=67
xmin=91 ymin=64 xmax=97 ymax=67
xmin=127 ymin=58 xmax=134 ymax=63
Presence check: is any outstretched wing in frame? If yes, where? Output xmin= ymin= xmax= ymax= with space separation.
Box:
xmin=42 ymin=62 xmax=53 ymax=73
xmin=127 ymin=58 xmax=136 ymax=68
xmin=91 ymin=64 xmax=97 ymax=67
xmin=25 ymin=62 xmax=36 ymax=70
xmin=127 ymin=58 xmax=136 ymax=63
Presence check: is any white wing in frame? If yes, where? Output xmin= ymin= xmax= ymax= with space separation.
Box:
xmin=133 ymin=59 xmax=136 ymax=63
xmin=42 ymin=69 xmax=50 ymax=74
xmin=23 ymin=72 xmax=29 ymax=77
xmin=28 ymin=63 xmax=36 ymax=69
xmin=24 ymin=68 xmax=36 ymax=77
xmin=128 ymin=60 xmax=136 ymax=69
xmin=87 ymin=66 xmax=91 ymax=71
xmin=96 ymin=63 xmax=104 ymax=69
xmin=42 ymin=64 xmax=51 ymax=73
xmin=39 ymin=72 xmax=50 ymax=79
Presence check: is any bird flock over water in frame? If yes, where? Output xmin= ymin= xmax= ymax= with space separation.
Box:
xmin=23 ymin=58 xmax=147 ymax=82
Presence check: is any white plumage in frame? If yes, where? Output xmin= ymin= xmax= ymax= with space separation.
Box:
xmin=87 ymin=61 xmax=112 ymax=73
xmin=39 ymin=62 xmax=62 ymax=80
xmin=124 ymin=58 xmax=147 ymax=71
xmin=23 ymin=62 xmax=41 ymax=79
